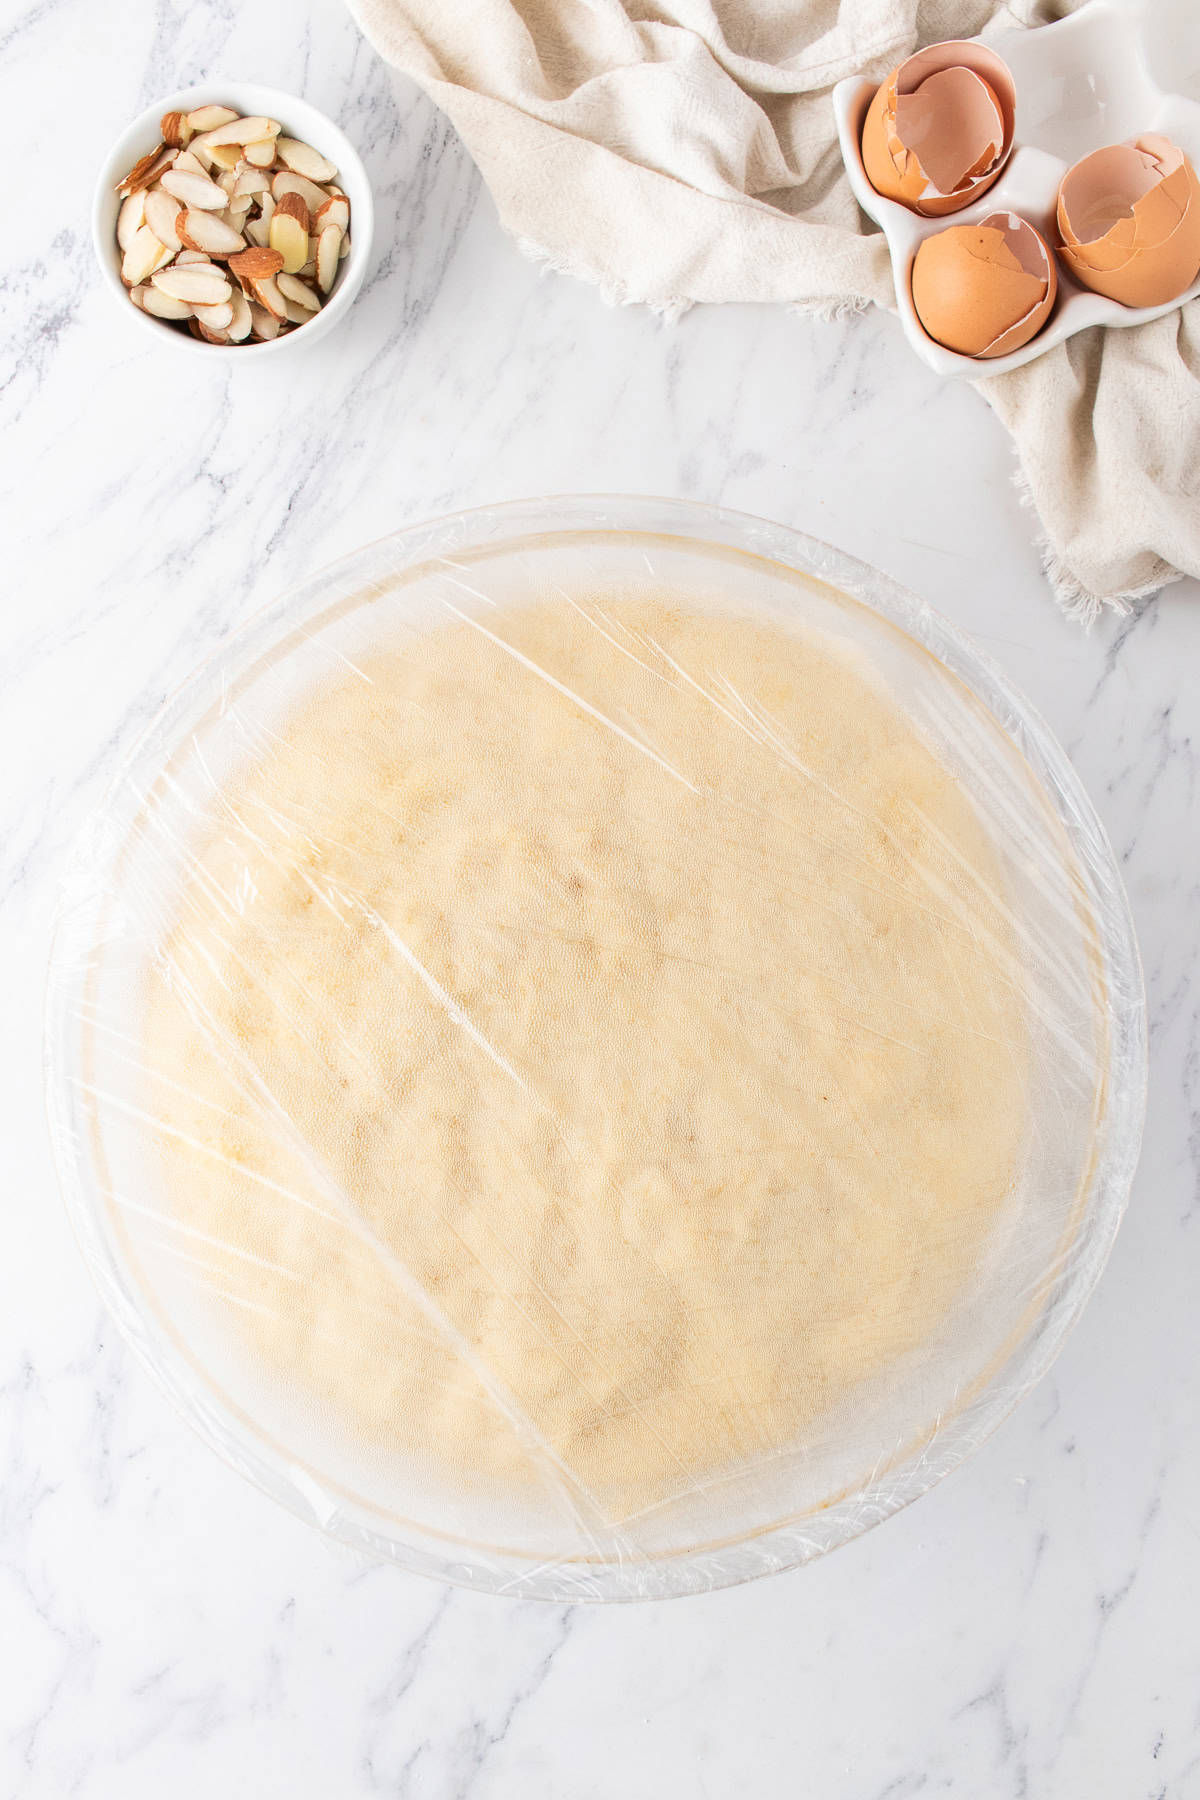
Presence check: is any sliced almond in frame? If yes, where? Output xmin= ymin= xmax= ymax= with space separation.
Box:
xmin=228 ymin=245 xmax=284 ymax=279
xmin=141 ymin=284 xmax=193 ymax=320
xmin=186 ymin=104 xmax=238 ymax=132
xmin=196 ymin=323 xmax=232 ymax=343
xmin=152 ymin=263 xmax=232 ymax=305
xmin=276 ymin=189 xmax=311 ymax=229
xmin=177 ymin=209 xmax=245 ymax=256
xmin=298 ymin=257 xmax=318 ymax=282
xmin=314 ymin=194 xmax=350 ymax=235
xmin=116 ymin=143 xmax=177 ymax=196
xmin=233 ymin=167 xmax=269 ymax=197
xmin=250 ymin=273 xmax=287 ymax=320
xmin=269 ymin=216 xmax=308 ymax=275
xmin=121 ymin=223 xmax=172 ymax=286
xmin=316 ymin=224 xmax=342 ymax=294
xmin=192 ymin=299 xmax=234 ymax=331
xmin=116 ymin=188 xmax=147 ymax=252
xmin=216 ymin=169 xmax=239 ymax=195
xmin=160 ymin=168 xmax=229 ymax=211
xmin=271 ymin=170 xmax=328 ymax=216
xmin=194 ymin=114 xmax=280 ymax=149
xmin=227 ymin=288 xmax=253 ymax=342
xmin=172 ymin=148 xmax=207 ymax=177
xmin=258 ymin=191 xmax=275 ymax=226
xmin=160 ymin=111 xmax=192 ymax=148
xmin=190 ymin=139 xmax=216 ymax=172
xmin=128 ymin=283 xmax=146 ymax=309
xmin=175 ymin=249 xmax=212 ymax=264
xmin=278 ymin=272 xmax=320 ymax=311
xmin=339 ymin=231 xmax=350 ymax=260
xmin=243 ymin=138 xmax=278 ymax=170
xmin=248 ymin=301 xmax=280 ymax=340
xmin=269 ymin=195 xmax=309 ymax=273
xmin=274 ymin=137 xmax=338 ymax=183
xmin=209 ymin=142 xmax=245 ymax=173
xmin=243 ymin=216 xmax=271 ymax=248
xmin=144 ymin=187 xmax=184 ymax=252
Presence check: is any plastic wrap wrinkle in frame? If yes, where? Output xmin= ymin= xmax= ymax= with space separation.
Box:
xmin=46 ymin=500 xmax=1145 ymax=1600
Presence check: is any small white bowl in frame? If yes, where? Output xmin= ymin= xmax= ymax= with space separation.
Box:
xmin=92 ymin=81 xmax=374 ymax=358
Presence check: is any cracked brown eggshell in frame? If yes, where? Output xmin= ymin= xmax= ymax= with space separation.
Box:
xmin=1056 ymin=136 xmax=1200 ymax=308
xmin=862 ymin=41 xmax=1015 ymax=218
xmin=911 ymin=212 xmax=1057 ymax=358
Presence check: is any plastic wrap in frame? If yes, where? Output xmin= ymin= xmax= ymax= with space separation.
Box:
xmin=46 ymin=498 xmax=1146 ymax=1601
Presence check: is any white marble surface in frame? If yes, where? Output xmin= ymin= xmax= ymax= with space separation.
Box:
xmin=2 ymin=2 xmax=1199 ymax=1795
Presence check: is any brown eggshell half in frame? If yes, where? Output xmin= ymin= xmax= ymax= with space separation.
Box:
xmin=861 ymin=40 xmax=1016 ymax=218
xmin=1057 ymin=138 xmax=1200 ymax=307
xmin=911 ymin=212 xmax=1056 ymax=358
xmin=1058 ymin=144 xmax=1170 ymax=263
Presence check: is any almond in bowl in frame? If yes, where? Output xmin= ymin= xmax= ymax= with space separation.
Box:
xmin=93 ymin=84 xmax=373 ymax=356
xmin=115 ymin=105 xmax=352 ymax=344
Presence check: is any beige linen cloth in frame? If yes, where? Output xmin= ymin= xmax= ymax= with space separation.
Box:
xmin=346 ymin=0 xmax=1200 ymax=621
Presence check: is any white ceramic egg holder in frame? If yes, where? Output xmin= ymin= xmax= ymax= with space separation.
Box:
xmin=832 ymin=0 xmax=1200 ymax=378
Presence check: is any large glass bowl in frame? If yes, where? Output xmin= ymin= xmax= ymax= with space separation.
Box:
xmin=45 ymin=497 xmax=1146 ymax=1601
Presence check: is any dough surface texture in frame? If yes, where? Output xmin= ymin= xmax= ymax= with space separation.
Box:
xmin=144 ymin=595 xmax=1027 ymax=1524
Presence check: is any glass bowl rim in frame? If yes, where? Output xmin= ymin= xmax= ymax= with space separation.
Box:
xmin=44 ymin=494 xmax=1148 ymax=1601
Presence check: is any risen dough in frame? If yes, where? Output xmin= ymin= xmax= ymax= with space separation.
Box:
xmin=144 ymin=594 xmax=1026 ymax=1524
